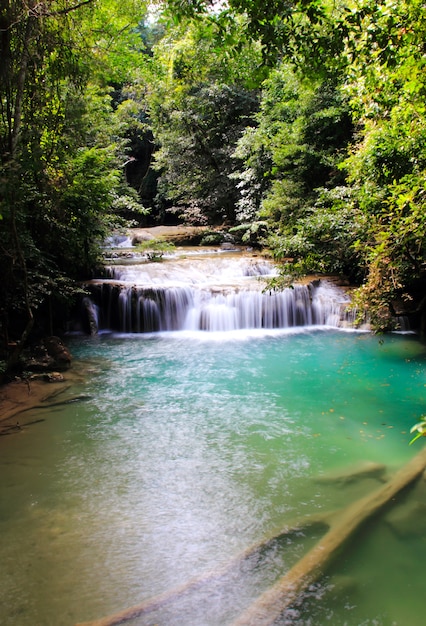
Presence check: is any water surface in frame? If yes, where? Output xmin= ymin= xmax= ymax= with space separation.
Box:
xmin=1 ymin=329 xmax=426 ymax=625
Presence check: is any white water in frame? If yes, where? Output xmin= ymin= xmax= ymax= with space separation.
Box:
xmin=81 ymin=252 xmax=356 ymax=334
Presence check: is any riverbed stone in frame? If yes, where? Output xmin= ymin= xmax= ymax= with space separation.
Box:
xmin=30 ymin=371 xmax=65 ymax=383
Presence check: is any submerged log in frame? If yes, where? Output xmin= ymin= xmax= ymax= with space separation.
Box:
xmin=74 ymin=515 xmax=331 ymax=626
xmin=75 ymin=449 xmax=426 ymax=626
xmin=231 ymin=447 xmax=426 ymax=626
xmin=315 ymin=460 xmax=387 ymax=485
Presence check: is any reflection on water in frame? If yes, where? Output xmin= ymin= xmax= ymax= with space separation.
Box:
xmin=0 ymin=330 xmax=426 ymax=625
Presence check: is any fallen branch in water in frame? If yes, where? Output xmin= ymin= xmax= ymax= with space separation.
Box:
xmin=230 ymin=447 xmax=426 ymax=626
xmin=75 ymin=449 xmax=426 ymax=626
xmin=74 ymin=514 xmax=331 ymax=626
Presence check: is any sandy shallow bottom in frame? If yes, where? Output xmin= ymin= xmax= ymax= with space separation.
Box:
xmin=0 ymin=373 xmax=79 ymax=435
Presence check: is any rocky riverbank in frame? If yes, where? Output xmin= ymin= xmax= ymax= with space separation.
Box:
xmin=0 ymin=336 xmax=73 ymax=437
xmin=0 ymin=376 xmax=70 ymax=436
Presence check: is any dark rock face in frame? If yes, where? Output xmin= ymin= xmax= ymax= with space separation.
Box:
xmin=81 ymin=297 xmax=99 ymax=335
xmin=26 ymin=336 xmax=72 ymax=372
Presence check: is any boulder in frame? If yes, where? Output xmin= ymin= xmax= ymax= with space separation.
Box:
xmin=26 ymin=336 xmax=72 ymax=372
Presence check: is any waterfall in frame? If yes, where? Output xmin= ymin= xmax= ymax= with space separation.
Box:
xmin=79 ymin=252 xmax=357 ymax=334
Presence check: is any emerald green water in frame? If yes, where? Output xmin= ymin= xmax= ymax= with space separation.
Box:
xmin=1 ymin=329 xmax=426 ymax=625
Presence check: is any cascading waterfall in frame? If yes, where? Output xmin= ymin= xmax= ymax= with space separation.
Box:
xmin=80 ymin=252 xmax=357 ymax=334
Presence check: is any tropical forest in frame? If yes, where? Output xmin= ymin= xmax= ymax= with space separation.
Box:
xmin=1 ymin=1 xmax=426 ymax=625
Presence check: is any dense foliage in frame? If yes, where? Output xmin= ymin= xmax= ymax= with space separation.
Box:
xmin=145 ymin=15 xmax=262 ymax=224
xmin=0 ymin=0 xmax=148 ymax=369
xmin=341 ymin=0 xmax=426 ymax=329
xmin=157 ymin=0 xmax=426 ymax=330
xmin=1 ymin=0 xmax=426 ymax=373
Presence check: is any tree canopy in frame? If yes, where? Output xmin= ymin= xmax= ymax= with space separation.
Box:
xmin=1 ymin=0 xmax=426 ymax=373
xmin=158 ymin=0 xmax=426 ymax=329
xmin=0 ymin=0 xmax=148 ymax=369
